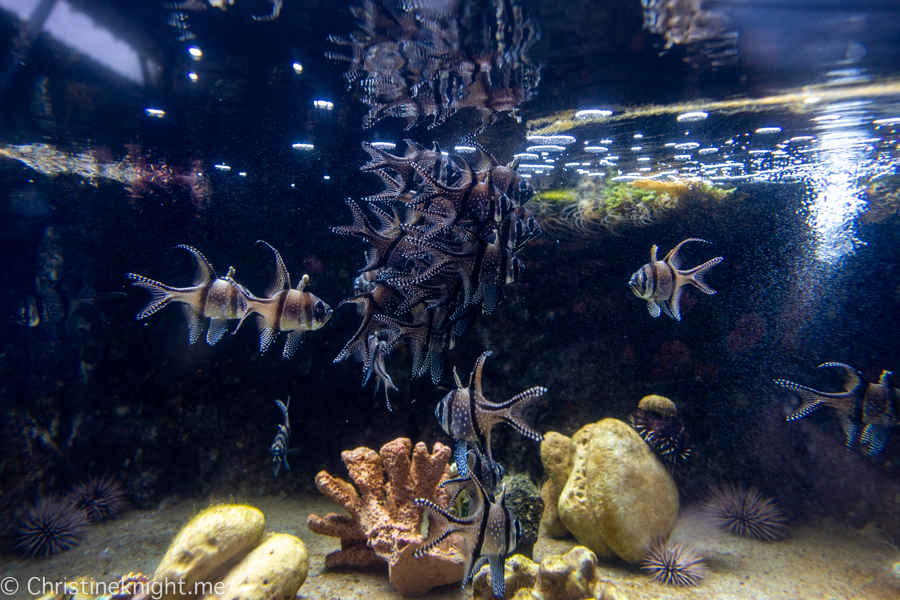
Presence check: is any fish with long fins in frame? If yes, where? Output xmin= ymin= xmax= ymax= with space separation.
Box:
xmin=414 ymin=476 xmax=522 ymax=598
xmin=233 ymin=241 xmax=333 ymax=359
xmin=434 ymin=350 xmax=546 ymax=475
xmin=628 ymin=238 xmax=723 ymax=321
xmin=127 ymin=245 xmax=249 ymax=345
xmin=775 ymin=363 xmax=900 ymax=456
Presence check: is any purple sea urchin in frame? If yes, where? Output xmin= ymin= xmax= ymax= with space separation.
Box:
xmin=704 ymin=484 xmax=789 ymax=541
xmin=16 ymin=495 xmax=87 ymax=557
xmin=68 ymin=474 xmax=128 ymax=523
xmin=630 ymin=402 xmax=692 ymax=468
xmin=641 ymin=538 xmax=708 ymax=586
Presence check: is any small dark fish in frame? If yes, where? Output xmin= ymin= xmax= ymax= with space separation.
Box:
xmin=362 ymin=332 xmax=399 ymax=411
xmin=628 ymin=238 xmax=723 ymax=321
xmin=414 ymin=477 xmax=522 ymax=597
xmin=15 ymin=276 xmax=124 ymax=340
xmin=233 ymin=241 xmax=333 ymax=359
xmin=127 ymin=245 xmax=249 ymax=345
xmin=775 ymin=362 xmax=900 ymax=456
xmin=271 ymin=397 xmax=290 ymax=476
xmin=435 ymin=350 xmax=545 ymax=473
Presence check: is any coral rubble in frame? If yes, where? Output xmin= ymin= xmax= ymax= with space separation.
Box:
xmin=472 ymin=546 xmax=625 ymax=600
xmin=307 ymin=437 xmax=464 ymax=596
xmin=532 ymin=177 xmax=735 ymax=236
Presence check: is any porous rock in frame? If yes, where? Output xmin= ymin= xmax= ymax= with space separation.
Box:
xmin=472 ymin=546 xmax=625 ymax=600
xmin=539 ymin=431 xmax=573 ymax=538
xmin=502 ymin=474 xmax=543 ymax=559
xmin=557 ymin=419 xmax=678 ymax=563
xmin=153 ymin=504 xmax=265 ymax=600
xmin=202 ymin=533 xmax=308 ymax=600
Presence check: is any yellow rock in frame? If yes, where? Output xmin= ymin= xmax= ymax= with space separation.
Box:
xmin=539 ymin=432 xmax=574 ymax=539
xmin=204 ymin=533 xmax=309 ymax=600
xmin=152 ymin=504 xmax=265 ymax=600
xmin=557 ymin=419 xmax=678 ymax=563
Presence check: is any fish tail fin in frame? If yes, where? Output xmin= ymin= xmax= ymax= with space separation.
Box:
xmin=774 ymin=379 xmax=828 ymax=420
xmin=498 ymin=386 xmax=547 ymax=441
xmin=683 ymin=256 xmax=724 ymax=295
xmin=126 ymin=274 xmax=179 ymax=319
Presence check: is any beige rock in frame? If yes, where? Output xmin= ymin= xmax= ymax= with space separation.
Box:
xmin=539 ymin=432 xmax=574 ymax=538
xmin=153 ymin=504 xmax=265 ymax=600
xmin=638 ymin=394 xmax=677 ymax=416
xmin=558 ymin=419 xmax=678 ymax=563
xmin=204 ymin=533 xmax=308 ymax=600
xmin=473 ymin=547 xmax=626 ymax=600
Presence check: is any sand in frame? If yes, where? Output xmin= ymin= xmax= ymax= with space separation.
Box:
xmin=1 ymin=495 xmax=898 ymax=600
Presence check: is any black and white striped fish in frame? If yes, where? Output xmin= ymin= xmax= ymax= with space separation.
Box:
xmin=775 ymin=363 xmax=900 ymax=456
xmin=127 ymin=245 xmax=249 ymax=345
xmin=414 ymin=476 xmax=522 ymax=597
xmin=233 ymin=241 xmax=333 ymax=359
xmin=628 ymin=238 xmax=723 ymax=321
xmin=435 ymin=351 xmax=545 ymax=475
xmin=271 ymin=397 xmax=291 ymax=476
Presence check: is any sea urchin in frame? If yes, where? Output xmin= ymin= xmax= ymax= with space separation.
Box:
xmin=703 ymin=483 xmax=788 ymax=541
xmin=68 ymin=474 xmax=128 ymax=523
xmin=16 ymin=495 xmax=87 ymax=557
xmin=641 ymin=537 xmax=708 ymax=586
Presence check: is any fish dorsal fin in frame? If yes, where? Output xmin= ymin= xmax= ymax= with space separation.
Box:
xmin=819 ymin=362 xmax=864 ymax=392
xmin=473 ymin=350 xmax=492 ymax=397
xmin=257 ymin=240 xmax=291 ymax=296
xmin=878 ymin=370 xmax=893 ymax=386
xmin=432 ymin=141 xmax=441 ymax=153
xmin=405 ymin=139 xmax=425 ymax=156
xmin=650 ymin=245 xmax=658 ymax=262
xmin=472 ymin=145 xmax=496 ymax=172
xmin=296 ymin=274 xmax=309 ymax=291
xmin=664 ymin=238 xmax=710 ymax=270
xmin=176 ymin=245 xmax=216 ymax=285
xmin=453 ymin=366 xmax=464 ymax=389
xmin=225 ymin=266 xmax=236 ymax=279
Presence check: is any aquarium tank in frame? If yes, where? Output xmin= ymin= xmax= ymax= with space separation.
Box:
xmin=2 ymin=0 xmax=900 ymax=598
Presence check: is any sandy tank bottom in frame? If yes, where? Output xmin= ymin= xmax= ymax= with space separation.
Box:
xmin=1 ymin=495 xmax=898 ymax=600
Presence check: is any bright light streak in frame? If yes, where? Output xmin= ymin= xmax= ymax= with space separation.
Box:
xmin=526 ymin=135 xmax=576 ymax=145
xmin=370 ymin=142 xmax=395 ymax=149
xmin=677 ymin=112 xmax=708 ymax=122
xmin=584 ymin=147 xmax=608 ymax=154
xmin=514 ymin=153 xmax=539 ymax=160
xmin=188 ymin=47 xmax=202 ymax=58
xmin=214 ymin=164 xmax=230 ymax=171
xmin=323 ymin=175 xmax=331 ymax=180
xmin=292 ymin=143 xmax=314 ymax=151
xmin=314 ymin=100 xmax=334 ymax=110
xmin=756 ymin=127 xmax=782 ymax=134
xmin=145 ymin=108 xmax=165 ymax=118
xmin=188 ymin=72 xmax=198 ymax=81
xmin=292 ymin=62 xmax=303 ymax=74
xmin=454 ymin=146 xmax=476 ymax=153
xmin=526 ymin=145 xmax=565 ymax=153
xmin=575 ymin=109 xmax=613 ymax=119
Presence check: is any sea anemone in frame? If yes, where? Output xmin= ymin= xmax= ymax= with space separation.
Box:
xmin=641 ymin=537 xmax=708 ymax=586
xmin=630 ymin=395 xmax=692 ymax=468
xmin=68 ymin=474 xmax=128 ymax=523
xmin=16 ymin=495 xmax=87 ymax=557
xmin=703 ymin=484 xmax=788 ymax=541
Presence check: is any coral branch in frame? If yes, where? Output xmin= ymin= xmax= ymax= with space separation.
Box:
xmin=307 ymin=437 xmax=464 ymax=597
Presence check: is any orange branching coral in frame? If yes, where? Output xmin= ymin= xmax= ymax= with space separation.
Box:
xmin=307 ymin=438 xmax=464 ymax=597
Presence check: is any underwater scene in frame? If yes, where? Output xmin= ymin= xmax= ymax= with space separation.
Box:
xmin=2 ymin=0 xmax=900 ymax=598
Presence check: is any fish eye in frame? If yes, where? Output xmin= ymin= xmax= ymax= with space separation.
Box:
xmin=314 ymin=301 xmax=326 ymax=318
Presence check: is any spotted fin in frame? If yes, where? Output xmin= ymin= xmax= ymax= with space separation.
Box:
xmin=488 ymin=554 xmax=506 ymax=598
xmin=207 ymin=318 xmax=228 ymax=345
xmin=860 ymin=424 xmax=890 ymax=456
xmin=258 ymin=315 xmax=277 ymax=353
xmin=664 ymin=238 xmax=711 ymax=270
xmin=175 ymin=245 xmax=216 ymax=285
xmin=181 ymin=305 xmax=203 ymax=345
xmin=126 ymin=274 xmax=177 ymax=319
xmin=283 ymin=330 xmax=305 ymax=359
xmin=497 ymin=386 xmax=547 ymax=442
xmin=257 ymin=240 xmax=291 ymax=296
xmin=647 ymin=299 xmax=661 ymax=318
xmin=838 ymin=412 xmax=861 ymax=448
